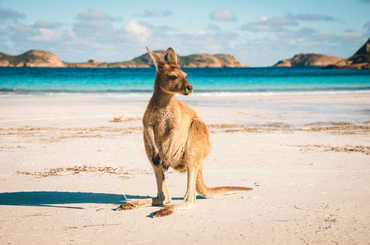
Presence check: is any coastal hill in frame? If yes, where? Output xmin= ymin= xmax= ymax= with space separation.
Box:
xmin=105 ymin=51 xmax=246 ymax=68
xmin=327 ymin=38 xmax=370 ymax=69
xmin=180 ymin=53 xmax=246 ymax=68
xmin=0 ymin=50 xmax=65 ymax=67
xmin=0 ymin=49 xmax=247 ymax=68
xmin=66 ymin=50 xmax=247 ymax=68
xmin=349 ymin=37 xmax=370 ymax=64
xmin=273 ymin=53 xmax=345 ymax=67
xmin=273 ymin=37 xmax=370 ymax=69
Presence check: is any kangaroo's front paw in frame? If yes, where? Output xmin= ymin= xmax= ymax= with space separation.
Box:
xmin=117 ymin=201 xmax=138 ymax=210
xmin=152 ymin=155 xmax=160 ymax=166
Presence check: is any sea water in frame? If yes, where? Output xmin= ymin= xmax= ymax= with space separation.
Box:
xmin=1 ymin=67 xmax=370 ymax=125
xmin=1 ymin=67 xmax=370 ymax=94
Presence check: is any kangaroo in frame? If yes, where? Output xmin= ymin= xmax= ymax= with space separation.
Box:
xmin=118 ymin=47 xmax=252 ymax=217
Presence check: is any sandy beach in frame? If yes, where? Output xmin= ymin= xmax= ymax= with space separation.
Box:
xmin=1 ymin=92 xmax=370 ymax=245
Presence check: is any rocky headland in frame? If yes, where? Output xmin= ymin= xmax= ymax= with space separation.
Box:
xmin=273 ymin=37 xmax=370 ymax=70
xmin=273 ymin=53 xmax=345 ymax=67
xmin=0 ymin=50 xmax=65 ymax=67
xmin=326 ymin=38 xmax=370 ymax=70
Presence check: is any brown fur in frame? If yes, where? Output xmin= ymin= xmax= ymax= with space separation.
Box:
xmin=119 ymin=47 xmax=252 ymax=217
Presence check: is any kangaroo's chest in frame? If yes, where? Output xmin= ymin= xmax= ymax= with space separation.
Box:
xmin=151 ymin=108 xmax=178 ymax=140
xmin=145 ymin=106 xmax=189 ymax=163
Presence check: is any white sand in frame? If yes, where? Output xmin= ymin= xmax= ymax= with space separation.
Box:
xmin=0 ymin=92 xmax=369 ymax=244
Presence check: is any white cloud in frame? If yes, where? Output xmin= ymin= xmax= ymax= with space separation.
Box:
xmin=139 ymin=9 xmax=173 ymax=18
xmin=28 ymin=28 xmax=61 ymax=42
xmin=342 ymin=30 xmax=365 ymax=38
xmin=7 ymin=21 xmax=62 ymax=45
xmin=364 ymin=21 xmax=370 ymax=33
xmin=33 ymin=20 xmax=62 ymax=29
xmin=0 ymin=7 xmax=25 ymax=22
xmin=287 ymin=13 xmax=338 ymax=22
xmin=66 ymin=27 xmax=77 ymax=38
xmin=124 ymin=20 xmax=151 ymax=43
xmin=241 ymin=16 xmax=298 ymax=32
xmin=259 ymin=16 xmax=268 ymax=22
xmin=207 ymin=23 xmax=221 ymax=31
xmin=241 ymin=13 xmax=340 ymax=34
xmin=210 ymin=10 xmax=237 ymax=22
xmin=77 ymin=9 xmax=120 ymax=22
xmin=72 ymin=9 xmax=119 ymax=41
xmin=165 ymin=30 xmax=240 ymax=54
xmin=8 ymin=22 xmax=27 ymax=32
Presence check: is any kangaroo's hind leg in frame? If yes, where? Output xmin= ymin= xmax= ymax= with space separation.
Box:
xmin=183 ymin=118 xmax=210 ymax=205
xmin=183 ymin=164 xmax=200 ymax=204
xmin=152 ymin=119 xmax=210 ymax=217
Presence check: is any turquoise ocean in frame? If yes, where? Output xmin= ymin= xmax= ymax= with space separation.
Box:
xmin=1 ymin=67 xmax=370 ymax=94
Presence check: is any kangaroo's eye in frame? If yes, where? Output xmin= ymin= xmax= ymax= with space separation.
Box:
xmin=168 ymin=75 xmax=177 ymax=80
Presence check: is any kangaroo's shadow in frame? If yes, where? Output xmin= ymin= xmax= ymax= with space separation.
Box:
xmin=0 ymin=191 xmax=205 ymax=210
xmin=0 ymin=191 xmax=151 ymax=209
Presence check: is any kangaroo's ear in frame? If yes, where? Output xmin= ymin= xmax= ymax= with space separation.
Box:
xmin=164 ymin=47 xmax=178 ymax=65
xmin=146 ymin=47 xmax=162 ymax=70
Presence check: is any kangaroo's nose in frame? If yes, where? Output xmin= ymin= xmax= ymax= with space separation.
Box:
xmin=186 ymin=84 xmax=193 ymax=92
xmin=184 ymin=83 xmax=193 ymax=95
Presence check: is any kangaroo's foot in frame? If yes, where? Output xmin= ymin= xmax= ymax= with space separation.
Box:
xmin=117 ymin=193 xmax=171 ymax=211
xmin=151 ymin=206 xmax=175 ymax=217
xmin=184 ymin=193 xmax=196 ymax=203
xmin=152 ymin=194 xmax=171 ymax=206
xmin=116 ymin=199 xmax=152 ymax=211
xmin=150 ymin=200 xmax=195 ymax=218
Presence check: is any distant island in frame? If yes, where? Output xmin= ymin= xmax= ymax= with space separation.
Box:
xmin=0 ymin=50 xmax=247 ymax=68
xmin=0 ymin=50 xmax=65 ymax=68
xmin=273 ymin=38 xmax=370 ymax=70
xmin=326 ymin=37 xmax=370 ymax=70
xmin=273 ymin=53 xmax=345 ymax=67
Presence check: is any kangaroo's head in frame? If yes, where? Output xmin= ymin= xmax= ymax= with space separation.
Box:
xmin=146 ymin=47 xmax=193 ymax=96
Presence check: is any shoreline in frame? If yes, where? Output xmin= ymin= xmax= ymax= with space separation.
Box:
xmin=0 ymin=64 xmax=369 ymax=70
xmin=2 ymin=91 xmax=369 ymax=127
xmin=1 ymin=88 xmax=370 ymax=96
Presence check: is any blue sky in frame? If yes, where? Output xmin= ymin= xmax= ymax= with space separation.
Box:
xmin=0 ymin=0 xmax=369 ymax=66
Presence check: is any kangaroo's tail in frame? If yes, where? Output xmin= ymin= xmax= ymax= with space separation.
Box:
xmin=196 ymin=167 xmax=252 ymax=198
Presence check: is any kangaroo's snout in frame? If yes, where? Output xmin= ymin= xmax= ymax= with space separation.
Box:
xmin=184 ymin=82 xmax=193 ymax=95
